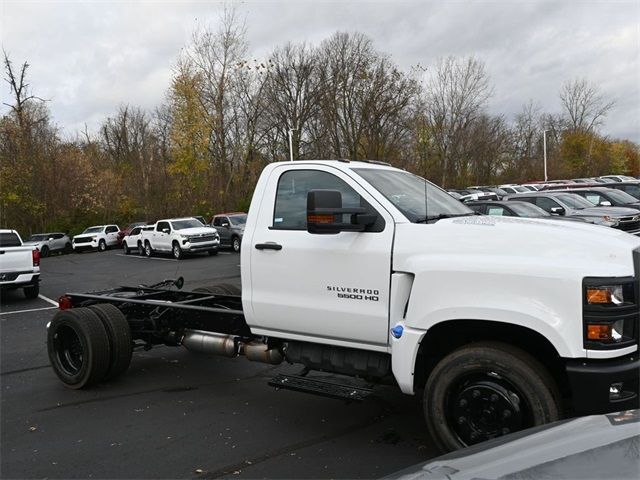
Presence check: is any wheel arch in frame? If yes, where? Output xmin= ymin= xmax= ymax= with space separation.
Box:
xmin=413 ymin=319 xmax=570 ymax=401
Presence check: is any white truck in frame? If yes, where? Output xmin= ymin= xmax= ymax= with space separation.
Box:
xmin=0 ymin=229 xmax=41 ymax=298
xmin=72 ymin=225 xmax=120 ymax=252
xmin=46 ymin=160 xmax=640 ymax=452
xmin=141 ymin=217 xmax=220 ymax=259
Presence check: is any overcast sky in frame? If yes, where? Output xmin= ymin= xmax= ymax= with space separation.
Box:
xmin=1 ymin=0 xmax=638 ymax=142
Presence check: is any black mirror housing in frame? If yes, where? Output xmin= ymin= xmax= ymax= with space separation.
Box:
xmin=306 ymin=190 xmax=375 ymax=234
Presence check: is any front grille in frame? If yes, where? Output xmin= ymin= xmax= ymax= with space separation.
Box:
xmin=74 ymin=237 xmax=93 ymax=244
xmin=616 ymin=218 xmax=640 ymax=232
xmin=189 ymin=235 xmax=216 ymax=244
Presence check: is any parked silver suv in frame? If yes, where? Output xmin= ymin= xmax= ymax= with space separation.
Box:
xmin=23 ymin=232 xmax=72 ymax=257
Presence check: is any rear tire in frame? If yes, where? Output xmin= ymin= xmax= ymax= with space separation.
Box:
xmin=24 ymin=284 xmax=40 ymax=299
xmin=40 ymin=246 xmax=50 ymax=258
xmin=64 ymin=242 xmax=73 ymax=253
xmin=47 ymin=308 xmax=111 ymax=389
xmin=193 ymin=283 xmax=241 ymax=296
xmin=423 ymin=341 xmax=560 ymax=453
xmin=88 ymin=304 xmax=133 ymax=381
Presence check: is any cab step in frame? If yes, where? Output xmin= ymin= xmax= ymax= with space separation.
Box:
xmin=268 ymin=374 xmax=373 ymax=402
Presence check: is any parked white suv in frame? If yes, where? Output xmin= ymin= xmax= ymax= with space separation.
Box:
xmin=122 ymin=225 xmax=153 ymax=255
xmin=72 ymin=225 xmax=120 ymax=252
xmin=143 ymin=218 xmax=219 ymax=259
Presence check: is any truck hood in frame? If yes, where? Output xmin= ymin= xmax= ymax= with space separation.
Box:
xmin=576 ymin=206 xmax=640 ymax=217
xmin=394 ymin=215 xmax=640 ymax=278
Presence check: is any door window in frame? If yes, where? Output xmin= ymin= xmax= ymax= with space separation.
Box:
xmin=213 ymin=217 xmax=223 ymax=227
xmin=105 ymin=226 xmax=118 ymax=233
xmin=156 ymin=222 xmax=170 ymax=232
xmin=534 ymin=197 xmax=561 ymax=212
xmin=272 ymin=169 xmax=381 ymax=231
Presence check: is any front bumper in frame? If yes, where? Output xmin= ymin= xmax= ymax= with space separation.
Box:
xmin=183 ymin=242 xmax=219 ymax=252
xmin=566 ymin=353 xmax=639 ymax=415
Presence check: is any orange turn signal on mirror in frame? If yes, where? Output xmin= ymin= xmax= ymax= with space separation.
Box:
xmin=587 ymin=324 xmax=612 ymax=341
xmin=586 ymin=288 xmax=611 ymax=304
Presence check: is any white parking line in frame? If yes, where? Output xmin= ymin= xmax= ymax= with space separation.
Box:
xmin=0 ymin=306 xmax=57 ymax=316
xmin=115 ymin=254 xmax=177 ymax=262
xmin=38 ymin=294 xmax=59 ymax=307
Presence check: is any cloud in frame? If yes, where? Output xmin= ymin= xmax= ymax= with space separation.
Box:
xmin=1 ymin=0 xmax=638 ymax=141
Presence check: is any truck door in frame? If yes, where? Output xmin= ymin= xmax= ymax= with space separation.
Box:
xmin=155 ymin=222 xmax=171 ymax=251
xmin=247 ymin=165 xmax=394 ymax=348
xmin=105 ymin=226 xmax=119 ymax=246
xmin=213 ymin=216 xmax=231 ymax=246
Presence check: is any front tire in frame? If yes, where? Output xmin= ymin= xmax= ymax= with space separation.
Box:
xmin=47 ymin=308 xmax=111 ymax=389
xmin=122 ymin=241 xmax=130 ymax=255
xmin=98 ymin=239 xmax=107 ymax=252
xmin=144 ymin=241 xmax=153 ymax=257
xmin=172 ymin=242 xmax=183 ymax=260
xmin=232 ymin=236 xmax=241 ymax=253
xmin=423 ymin=341 xmax=560 ymax=452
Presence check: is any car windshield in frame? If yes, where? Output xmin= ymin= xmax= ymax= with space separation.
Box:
xmin=604 ymin=189 xmax=638 ymax=204
xmin=82 ymin=226 xmax=103 ymax=234
xmin=352 ymin=168 xmax=473 ymax=222
xmin=171 ymin=219 xmax=205 ymax=230
xmin=229 ymin=214 xmax=247 ymax=225
xmin=28 ymin=234 xmax=48 ymax=241
xmin=509 ymin=202 xmax=550 ymax=217
xmin=556 ymin=194 xmax=595 ymax=209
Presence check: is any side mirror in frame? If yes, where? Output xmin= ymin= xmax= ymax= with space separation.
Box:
xmin=48 ymin=238 xmax=54 ymax=241
xmin=222 ymin=223 xmax=230 ymax=228
xmin=550 ymin=207 xmax=565 ymax=215
xmin=599 ymin=200 xmax=612 ymax=206
xmin=306 ymin=190 xmax=376 ymax=234
xmin=162 ymin=228 xmax=170 ymax=234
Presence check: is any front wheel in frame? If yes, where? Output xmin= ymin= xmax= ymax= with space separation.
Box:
xmin=423 ymin=341 xmax=560 ymax=452
xmin=98 ymin=239 xmax=107 ymax=252
xmin=172 ymin=242 xmax=183 ymax=260
xmin=232 ymin=236 xmax=241 ymax=253
xmin=122 ymin=241 xmax=130 ymax=255
xmin=144 ymin=242 xmax=153 ymax=257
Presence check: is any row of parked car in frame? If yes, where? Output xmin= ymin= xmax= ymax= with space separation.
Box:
xmin=22 ymin=212 xmax=248 ymax=261
xmin=447 ymin=174 xmax=640 ymax=235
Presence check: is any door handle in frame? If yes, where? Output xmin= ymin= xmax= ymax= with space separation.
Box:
xmin=255 ymin=243 xmax=282 ymax=251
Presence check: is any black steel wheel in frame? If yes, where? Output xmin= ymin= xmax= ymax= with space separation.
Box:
xmin=40 ymin=245 xmax=50 ymax=257
xmin=47 ymin=308 xmax=111 ymax=389
xmin=424 ymin=341 xmax=560 ymax=452
xmin=88 ymin=303 xmax=133 ymax=381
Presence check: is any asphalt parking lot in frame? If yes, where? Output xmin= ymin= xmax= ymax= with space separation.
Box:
xmin=1 ymin=248 xmax=434 ymax=479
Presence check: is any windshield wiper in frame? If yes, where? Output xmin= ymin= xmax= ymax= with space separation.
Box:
xmin=415 ymin=212 xmax=478 ymax=223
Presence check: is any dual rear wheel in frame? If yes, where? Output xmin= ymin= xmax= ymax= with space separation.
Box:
xmin=47 ymin=304 xmax=132 ymax=389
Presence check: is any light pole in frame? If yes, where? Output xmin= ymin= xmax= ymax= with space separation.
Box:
xmin=288 ymin=129 xmax=296 ymax=162
xmin=543 ymin=129 xmax=550 ymax=182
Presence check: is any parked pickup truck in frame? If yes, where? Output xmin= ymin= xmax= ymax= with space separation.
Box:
xmin=46 ymin=160 xmax=640 ymax=453
xmin=73 ymin=225 xmax=120 ymax=252
xmin=0 ymin=229 xmax=41 ymax=298
xmin=142 ymin=217 xmax=220 ymax=259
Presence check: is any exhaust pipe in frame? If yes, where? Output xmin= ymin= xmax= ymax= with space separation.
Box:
xmin=182 ymin=330 xmax=238 ymax=357
xmin=243 ymin=341 xmax=283 ymax=364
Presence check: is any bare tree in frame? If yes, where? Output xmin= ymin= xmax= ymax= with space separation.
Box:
xmin=559 ymin=78 xmax=614 ymax=133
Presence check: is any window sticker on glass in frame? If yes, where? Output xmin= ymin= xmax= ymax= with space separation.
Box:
xmin=274 ymin=218 xmax=283 ymax=223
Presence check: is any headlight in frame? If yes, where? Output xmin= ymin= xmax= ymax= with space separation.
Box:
xmin=586 ymin=285 xmax=624 ymax=305
xmin=592 ymin=216 xmax=618 ymax=227
xmin=583 ymin=278 xmax=637 ymax=349
xmin=179 ymin=234 xmax=189 ymax=239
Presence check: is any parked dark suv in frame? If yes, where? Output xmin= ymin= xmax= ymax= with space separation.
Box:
xmin=563 ymin=187 xmax=640 ymax=211
xmin=211 ymin=212 xmax=247 ymax=252
xmin=506 ymin=192 xmax=640 ymax=235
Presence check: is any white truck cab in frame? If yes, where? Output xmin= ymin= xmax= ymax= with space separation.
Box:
xmin=241 ymin=160 xmax=640 ymax=451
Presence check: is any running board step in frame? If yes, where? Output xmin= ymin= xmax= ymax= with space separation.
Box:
xmin=268 ymin=374 xmax=373 ymax=402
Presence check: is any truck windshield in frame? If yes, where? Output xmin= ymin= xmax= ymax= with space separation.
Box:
xmin=229 ymin=214 xmax=247 ymax=225
xmin=353 ymin=168 xmax=473 ymax=222
xmin=82 ymin=227 xmax=103 ymax=234
xmin=171 ymin=219 xmax=205 ymax=230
